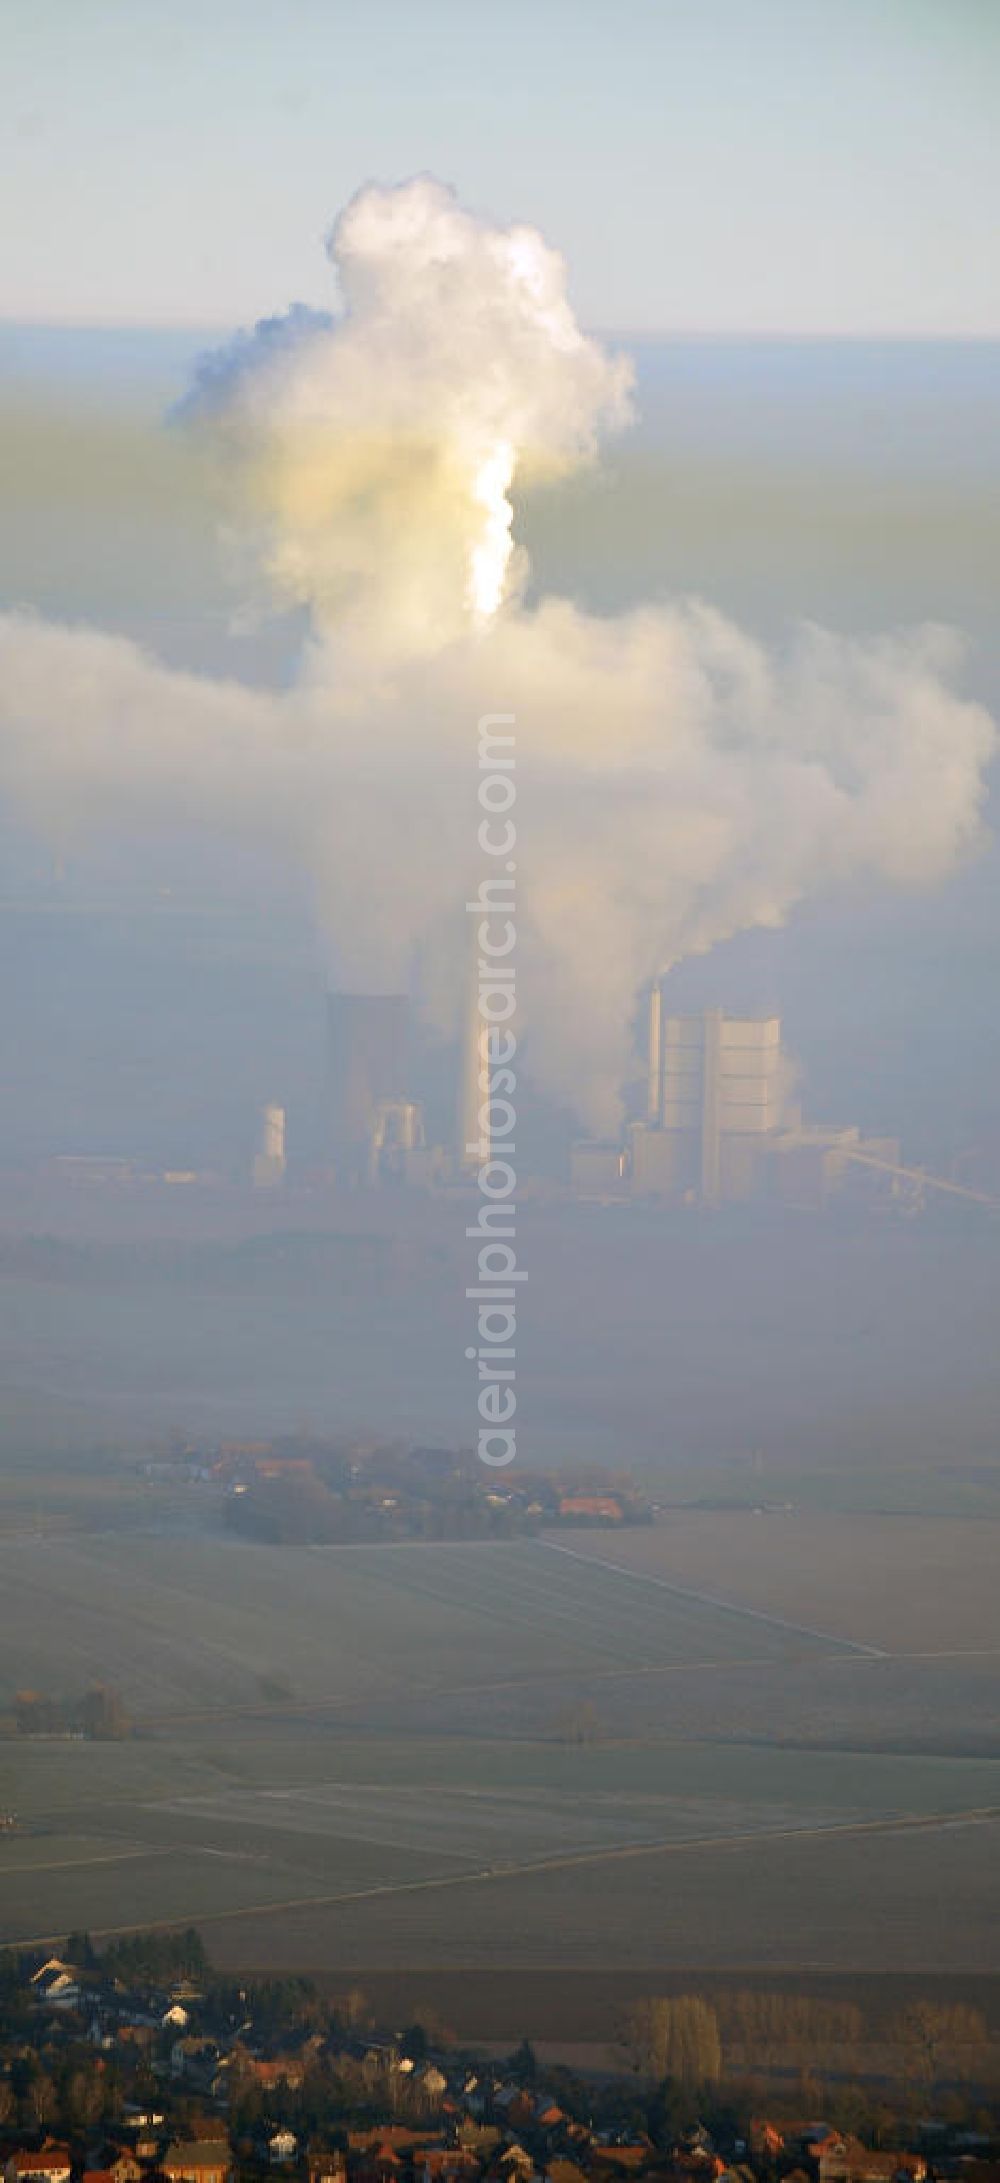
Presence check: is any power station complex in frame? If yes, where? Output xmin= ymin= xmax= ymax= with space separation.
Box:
xmin=305 ymin=979 xmax=908 ymax=1213
xmin=573 ymin=993 xmax=900 ymax=1210
xmin=47 ymin=976 xmax=983 ymax=1215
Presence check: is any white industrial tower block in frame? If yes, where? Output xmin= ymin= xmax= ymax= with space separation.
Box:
xmin=252 ymin=1102 xmax=287 ymax=1188
xmin=641 ymin=998 xmax=785 ymax=1203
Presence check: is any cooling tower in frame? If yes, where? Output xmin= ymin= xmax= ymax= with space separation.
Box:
xmin=327 ymin=992 xmax=410 ymax=1184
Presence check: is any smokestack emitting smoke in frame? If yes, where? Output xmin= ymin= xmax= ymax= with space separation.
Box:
xmin=0 ymin=177 xmax=994 ymax=1125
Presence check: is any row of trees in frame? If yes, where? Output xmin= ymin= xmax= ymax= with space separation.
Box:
xmin=0 ymin=2051 xmax=121 ymax=2133
xmin=716 ymin=1990 xmax=865 ymax=2056
xmin=97 ymin=1925 xmax=209 ymax=1986
xmin=623 ymin=1999 xmax=723 ymax=2086
xmin=622 ymin=1991 xmax=998 ymax=2092
xmin=12 ymin=1685 xmax=129 ymax=1740
xmin=224 ymin=1472 xmax=539 ymax=1547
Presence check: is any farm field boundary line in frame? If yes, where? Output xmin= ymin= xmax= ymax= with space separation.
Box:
xmin=306 ymin=1540 xmax=794 ymax=1672
xmin=136 ymin=1640 xmax=897 ymax=1731
xmin=139 ymin=1646 xmax=872 ymax=1730
xmin=468 ymin=1546 xmax=824 ymax=1664
xmin=540 ymin=1539 xmax=887 ymax=1657
xmin=0 ymin=1846 xmax=173 ymax=1876
xmin=5 ymin=1532 xmax=859 ymax=1730
xmin=896 ymin=1648 xmax=1000 ymax=1660
xmin=9 ymin=1797 xmax=1000 ymax=1954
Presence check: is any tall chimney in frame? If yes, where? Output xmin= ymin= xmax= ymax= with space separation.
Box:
xmin=646 ymin=981 xmax=663 ymax=1124
xmin=700 ymin=1006 xmax=723 ymax=1206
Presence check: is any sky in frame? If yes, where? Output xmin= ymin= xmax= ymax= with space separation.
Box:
xmin=3 ymin=0 xmax=999 ymax=336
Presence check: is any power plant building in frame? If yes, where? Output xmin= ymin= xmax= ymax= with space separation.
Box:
xmin=318 ymin=979 xmax=911 ymax=1210
xmin=635 ymin=999 xmax=785 ymax=1204
xmin=593 ymin=992 xmax=905 ymax=1209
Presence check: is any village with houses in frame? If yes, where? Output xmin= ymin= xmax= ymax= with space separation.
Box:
xmin=139 ymin=1438 xmax=653 ymax=1548
xmin=2 ymin=1939 xmax=999 ymax=2183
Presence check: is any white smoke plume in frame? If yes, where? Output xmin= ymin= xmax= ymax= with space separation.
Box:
xmin=0 ymin=177 xmax=995 ymax=1126
xmin=181 ymin=176 xmax=632 ymax=643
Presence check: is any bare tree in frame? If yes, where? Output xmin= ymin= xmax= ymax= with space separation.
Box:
xmin=622 ymin=1996 xmax=721 ymax=2084
xmin=890 ymin=2001 xmax=988 ymax=2088
xmin=554 ymin=1702 xmax=602 ymax=1746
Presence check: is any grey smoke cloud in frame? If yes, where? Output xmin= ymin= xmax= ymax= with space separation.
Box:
xmin=0 ymin=179 xmax=994 ymax=1126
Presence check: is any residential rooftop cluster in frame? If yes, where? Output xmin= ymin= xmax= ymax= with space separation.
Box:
xmin=3 ymin=1938 xmax=1000 ymax=2183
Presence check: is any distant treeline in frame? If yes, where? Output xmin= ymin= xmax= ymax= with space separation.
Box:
xmin=224 ymin=1472 xmax=536 ymax=1545
xmin=11 ymin=1683 xmax=129 ymax=1739
xmin=0 ymin=1230 xmax=444 ymax=1294
xmin=92 ymin=1925 xmax=208 ymax=1984
xmin=623 ymin=1989 xmax=999 ymax=2091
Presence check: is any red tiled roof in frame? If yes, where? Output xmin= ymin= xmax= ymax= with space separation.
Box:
xmin=9 ymin=2161 xmax=72 ymax=2177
